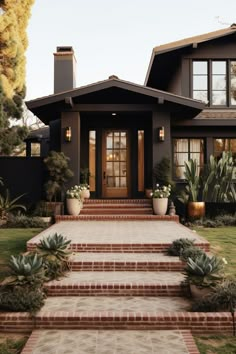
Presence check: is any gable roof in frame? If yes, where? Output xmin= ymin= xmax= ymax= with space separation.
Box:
xmin=145 ymin=24 xmax=236 ymax=85
xmin=26 ymin=77 xmax=205 ymax=124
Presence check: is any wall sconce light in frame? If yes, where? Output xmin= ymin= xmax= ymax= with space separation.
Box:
xmin=64 ymin=126 xmax=72 ymax=142
xmin=158 ymin=126 xmax=165 ymax=142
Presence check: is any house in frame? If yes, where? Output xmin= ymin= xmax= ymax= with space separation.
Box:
xmin=25 ymin=25 xmax=236 ymax=200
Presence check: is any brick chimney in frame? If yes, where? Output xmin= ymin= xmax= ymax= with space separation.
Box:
xmin=53 ymin=46 xmax=77 ymax=94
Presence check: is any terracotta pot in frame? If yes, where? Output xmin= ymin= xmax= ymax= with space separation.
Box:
xmin=66 ymin=199 xmax=81 ymax=215
xmin=187 ymin=202 xmax=205 ymax=219
xmin=152 ymin=198 xmax=168 ymax=215
xmin=190 ymin=284 xmax=212 ymax=299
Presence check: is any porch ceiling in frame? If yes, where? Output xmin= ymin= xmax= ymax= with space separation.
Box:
xmin=26 ymin=77 xmax=205 ymax=124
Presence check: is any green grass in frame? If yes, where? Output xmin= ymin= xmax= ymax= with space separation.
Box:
xmin=193 ymin=226 xmax=236 ymax=353
xmin=194 ymin=335 xmax=236 ymax=354
xmin=194 ymin=226 xmax=236 ymax=277
xmin=0 ymin=334 xmax=28 ymax=354
xmin=0 ymin=228 xmax=42 ymax=280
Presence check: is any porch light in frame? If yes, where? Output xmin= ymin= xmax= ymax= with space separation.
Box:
xmin=112 ymin=113 xmax=117 ymax=116
xmin=158 ymin=126 xmax=165 ymax=142
xmin=64 ymin=126 xmax=72 ymax=142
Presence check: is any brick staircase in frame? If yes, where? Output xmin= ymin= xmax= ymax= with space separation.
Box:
xmin=55 ymin=198 xmax=179 ymax=222
xmin=1 ymin=201 xmax=232 ymax=353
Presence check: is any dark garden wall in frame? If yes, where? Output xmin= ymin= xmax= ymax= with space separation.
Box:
xmin=0 ymin=157 xmax=45 ymax=210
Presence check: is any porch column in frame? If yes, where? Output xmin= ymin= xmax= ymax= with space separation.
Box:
xmin=61 ymin=111 xmax=81 ymax=186
xmin=152 ymin=111 xmax=171 ymax=179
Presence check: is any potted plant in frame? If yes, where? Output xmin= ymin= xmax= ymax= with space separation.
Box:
xmin=151 ymin=184 xmax=171 ymax=215
xmin=66 ymin=185 xmax=82 ymax=215
xmin=79 ymin=168 xmax=91 ymax=201
xmin=79 ymin=183 xmax=90 ymax=201
xmin=178 ymin=158 xmax=205 ymax=219
xmin=43 ymin=151 xmax=74 ymax=215
xmin=183 ymin=253 xmax=226 ymax=299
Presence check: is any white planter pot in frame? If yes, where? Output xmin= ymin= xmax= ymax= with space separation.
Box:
xmin=80 ymin=189 xmax=90 ymax=201
xmin=152 ymin=198 xmax=168 ymax=215
xmin=66 ymin=199 xmax=81 ymax=215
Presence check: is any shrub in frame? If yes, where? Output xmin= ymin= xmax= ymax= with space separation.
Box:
xmin=5 ymin=214 xmax=47 ymax=228
xmin=167 ymin=238 xmax=195 ymax=256
xmin=0 ymin=285 xmax=46 ymax=313
xmin=180 ymin=246 xmax=205 ymax=262
xmin=215 ymin=214 xmax=236 ymax=226
xmin=191 ymin=279 xmax=236 ymax=312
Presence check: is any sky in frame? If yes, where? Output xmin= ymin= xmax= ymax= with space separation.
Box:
xmin=25 ymin=0 xmax=236 ymax=100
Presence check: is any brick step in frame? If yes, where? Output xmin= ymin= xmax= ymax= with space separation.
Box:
xmin=21 ymin=330 xmax=200 ymax=354
xmin=44 ymin=271 xmax=186 ymax=296
xmin=82 ymin=203 xmax=152 ymax=209
xmin=80 ymin=208 xmax=153 ymax=215
xmin=56 ymin=214 xmax=179 ymax=221
xmin=1 ymin=310 xmax=233 ymax=335
xmin=27 ymin=221 xmax=210 ymax=253
xmin=84 ymin=199 xmax=152 ymax=205
xmin=68 ymin=253 xmax=185 ymax=271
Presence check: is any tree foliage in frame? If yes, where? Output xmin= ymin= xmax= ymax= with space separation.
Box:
xmin=0 ymin=0 xmax=34 ymax=154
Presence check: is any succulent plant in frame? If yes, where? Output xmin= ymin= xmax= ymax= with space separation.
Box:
xmin=37 ymin=233 xmax=71 ymax=279
xmin=1 ymin=253 xmax=45 ymax=287
xmin=167 ymin=238 xmax=195 ymax=256
xmin=183 ymin=253 xmax=225 ymax=288
xmin=180 ymin=246 xmax=205 ymax=262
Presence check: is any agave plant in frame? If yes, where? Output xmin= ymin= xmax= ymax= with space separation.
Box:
xmin=183 ymin=253 xmax=225 ymax=288
xmin=0 ymin=189 xmax=26 ymax=220
xmin=37 ymin=233 xmax=71 ymax=279
xmin=1 ymin=253 xmax=45 ymax=287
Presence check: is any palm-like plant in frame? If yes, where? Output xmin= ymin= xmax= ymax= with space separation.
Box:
xmin=202 ymin=152 xmax=236 ymax=202
xmin=183 ymin=159 xmax=200 ymax=202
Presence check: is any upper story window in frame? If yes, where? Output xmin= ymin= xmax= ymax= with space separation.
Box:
xmin=192 ymin=60 xmax=236 ymax=106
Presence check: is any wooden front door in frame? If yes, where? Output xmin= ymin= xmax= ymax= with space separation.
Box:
xmin=102 ymin=130 xmax=129 ymax=198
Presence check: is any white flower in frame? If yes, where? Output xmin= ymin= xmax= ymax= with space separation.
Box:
xmin=222 ymin=257 xmax=228 ymax=265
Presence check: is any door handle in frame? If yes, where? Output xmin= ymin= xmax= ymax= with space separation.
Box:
xmin=103 ymin=171 xmax=106 ymax=179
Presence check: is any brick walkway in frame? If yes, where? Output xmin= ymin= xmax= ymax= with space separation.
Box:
xmin=2 ymin=200 xmax=230 ymax=353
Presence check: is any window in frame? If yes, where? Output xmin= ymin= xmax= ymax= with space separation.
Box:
xmin=173 ymin=138 xmax=204 ymax=179
xmin=213 ymin=138 xmax=236 ymax=159
xmin=192 ymin=60 xmax=236 ymax=106
xmin=31 ymin=143 xmax=40 ymax=156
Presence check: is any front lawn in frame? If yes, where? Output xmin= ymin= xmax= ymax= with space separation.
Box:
xmin=0 ymin=228 xmax=42 ymax=280
xmin=193 ymin=226 xmax=236 ymax=353
xmin=194 ymin=226 xmax=236 ymax=277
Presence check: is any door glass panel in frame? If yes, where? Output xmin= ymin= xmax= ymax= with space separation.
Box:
xmin=120 ymin=150 xmax=126 ymax=161
xmin=89 ymin=131 xmax=96 ymax=192
xmin=114 ymin=162 xmax=120 ymax=176
xmin=107 ymin=136 xmax=113 ymax=149
xmin=105 ymin=131 xmax=127 ymax=188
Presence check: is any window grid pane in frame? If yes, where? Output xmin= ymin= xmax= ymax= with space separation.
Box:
xmin=192 ymin=60 xmax=236 ymax=106
xmin=173 ymin=138 xmax=204 ymax=180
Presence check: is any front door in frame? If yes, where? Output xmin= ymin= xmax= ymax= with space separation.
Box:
xmin=102 ymin=130 xmax=129 ymax=198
